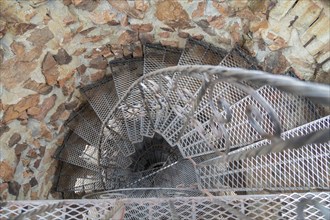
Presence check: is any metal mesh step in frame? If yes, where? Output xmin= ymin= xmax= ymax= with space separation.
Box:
xmin=110 ymin=58 xmax=144 ymax=143
xmin=55 ymin=162 xmax=104 ymax=193
xmin=197 ymin=116 xmax=330 ymax=193
xmin=143 ymin=44 xmax=182 ymax=75
xmin=80 ymin=76 xmax=118 ymax=122
xmin=140 ymin=44 xmax=182 ymax=138
xmin=3 ymin=192 xmax=329 ymax=219
xmin=178 ymin=84 xmax=321 ymax=158
xmin=219 ymin=46 xmax=259 ymax=69
xmin=178 ymin=37 xmax=227 ymax=65
xmin=54 ymin=131 xmax=99 ymax=171
xmin=66 ymin=104 xmax=103 ymax=146
xmin=106 ymin=108 xmax=136 ymax=156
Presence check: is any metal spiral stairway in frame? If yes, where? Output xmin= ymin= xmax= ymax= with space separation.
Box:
xmin=2 ymin=38 xmax=330 ymax=219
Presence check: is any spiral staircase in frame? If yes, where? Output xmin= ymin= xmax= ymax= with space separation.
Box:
xmin=2 ymin=38 xmax=329 ymax=219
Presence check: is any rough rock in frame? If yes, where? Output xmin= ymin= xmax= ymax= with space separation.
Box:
xmin=130 ymin=23 xmax=153 ymax=33
xmin=8 ymin=133 xmax=21 ymax=147
xmin=89 ymin=56 xmax=108 ymax=69
xmin=10 ymin=41 xmax=25 ymax=56
xmin=88 ymin=46 xmax=113 ymax=59
xmin=27 ymin=148 xmax=38 ymax=159
xmin=89 ymin=11 xmax=116 ymax=24
xmin=0 ymin=161 xmax=15 ymax=182
xmin=53 ymin=49 xmax=72 ymax=65
xmin=77 ymin=64 xmax=87 ymax=74
xmin=118 ymin=15 xmax=128 ymax=27
xmin=33 ymin=94 xmax=57 ymax=121
xmin=30 ymin=191 xmax=38 ymax=200
xmin=237 ymin=8 xmax=255 ymax=20
xmin=0 ymin=20 xmax=6 ymax=38
xmin=192 ymin=0 xmax=206 ymax=18
xmin=1 ymin=47 xmax=41 ymax=90
xmin=178 ymin=31 xmax=190 ymax=38
xmin=212 ymin=0 xmax=230 ymax=16
xmin=8 ymin=181 xmax=20 ymax=196
xmin=15 ymin=143 xmax=28 ymax=157
xmin=135 ymin=0 xmax=149 ymax=12
xmin=90 ymin=70 xmax=105 ymax=82
xmin=195 ymin=19 xmax=216 ymax=36
xmin=63 ymin=15 xmax=76 ymax=26
xmin=73 ymin=48 xmax=87 ymax=56
xmin=27 ymin=107 xmax=41 ymax=116
xmin=263 ymin=51 xmax=290 ymax=74
xmin=155 ymin=0 xmax=191 ymax=29
xmin=18 ymin=111 xmax=28 ymax=121
xmin=23 ymin=183 xmax=31 ymax=196
xmin=29 ymin=177 xmax=38 ymax=188
xmin=0 ymin=125 xmax=10 ymax=138
xmin=0 ymin=48 xmax=4 ymax=63
xmin=50 ymin=103 xmax=66 ymax=123
xmin=79 ymin=27 xmax=96 ymax=35
xmin=3 ymin=94 xmax=40 ymax=122
xmin=14 ymin=23 xmax=37 ymax=35
xmin=133 ymin=44 xmax=143 ymax=57
xmin=40 ymin=123 xmax=53 ymax=140
xmin=42 ymin=52 xmax=59 ymax=86
xmin=27 ymin=27 xmax=54 ymax=46
xmin=65 ymin=100 xmax=79 ymax=110
xmin=72 ymin=0 xmax=99 ymax=11
xmin=248 ymin=0 xmax=269 ymax=14
xmin=139 ymin=33 xmax=155 ymax=44
xmin=33 ymin=159 xmax=41 ymax=169
xmin=192 ymin=34 xmax=204 ymax=40
xmin=229 ymin=22 xmax=241 ymax=44
xmin=108 ymin=0 xmax=145 ymax=19
xmin=80 ymin=35 xmax=104 ymax=43
xmin=208 ymin=16 xmax=226 ymax=29
xmin=23 ymin=79 xmax=52 ymax=95
xmin=0 ymin=183 xmax=8 ymax=194
xmin=158 ymin=32 xmax=170 ymax=38
xmin=161 ymin=40 xmax=179 ymax=47
xmin=118 ymin=30 xmax=139 ymax=44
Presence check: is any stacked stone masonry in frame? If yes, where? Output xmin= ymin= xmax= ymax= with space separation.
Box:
xmin=0 ymin=0 xmax=329 ymax=201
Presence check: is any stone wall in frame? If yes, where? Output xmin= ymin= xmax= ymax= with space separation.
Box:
xmin=0 ymin=0 xmax=329 ymax=201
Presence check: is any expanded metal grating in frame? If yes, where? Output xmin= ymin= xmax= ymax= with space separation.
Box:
xmin=178 ymin=37 xmax=227 ymax=66
xmin=197 ymin=116 xmax=330 ymax=192
xmin=111 ymin=58 xmax=145 ymax=143
xmin=178 ymin=85 xmax=321 ymax=158
xmin=66 ymin=104 xmax=103 ymax=147
xmin=143 ymin=44 xmax=182 ymax=75
xmin=55 ymin=162 xmax=104 ymax=193
xmin=54 ymin=132 xmax=99 ymax=171
xmin=219 ymin=46 xmax=259 ymax=69
xmin=80 ymin=76 xmax=118 ymax=122
xmin=2 ymin=192 xmax=329 ymax=219
xmin=141 ymin=44 xmax=182 ymax=138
